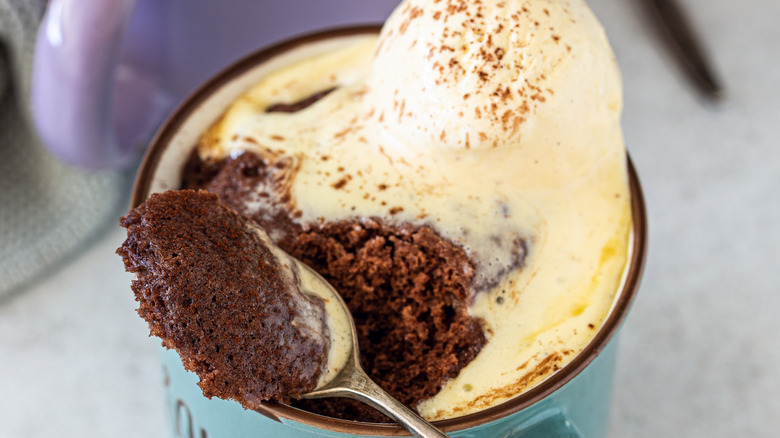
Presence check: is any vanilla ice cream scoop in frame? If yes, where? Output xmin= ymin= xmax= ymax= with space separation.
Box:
xmin=368 ymin=0 xmax=622 ymax=152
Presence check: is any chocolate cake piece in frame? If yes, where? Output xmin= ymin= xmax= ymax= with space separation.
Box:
xmin=183 ymin=153 xmax=488 ymax=422
xmin=265 ymin=87 xmax=336 ymax=113
xmin=117 ymin=189 xmax=330 ymax=407
xmin=289 ymin=220 xmax=485 ymax=422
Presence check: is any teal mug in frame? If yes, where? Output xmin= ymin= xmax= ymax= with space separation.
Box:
xmin=130 ymin=27 xmax=647 ymax=438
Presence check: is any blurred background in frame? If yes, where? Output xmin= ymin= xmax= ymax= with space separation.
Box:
xmin=1 ymin=0 xmax=778 ymax=436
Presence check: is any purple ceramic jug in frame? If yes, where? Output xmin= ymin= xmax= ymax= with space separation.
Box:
xmin=31 ymin=0 xmax=399 ymax=168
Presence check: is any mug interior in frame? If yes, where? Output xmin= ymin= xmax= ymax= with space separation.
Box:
xmin=131 ymin=26 xmax=647 ymax=436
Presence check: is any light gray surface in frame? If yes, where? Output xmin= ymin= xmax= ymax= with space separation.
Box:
xmin=1 ymin=0 xmax=778 ymax=436
xmin=591 ymin=0 xmax=780 ymax=436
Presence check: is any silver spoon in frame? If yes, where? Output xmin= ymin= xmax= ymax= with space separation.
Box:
xmin=287 ymin=257 xmax=450 ymax=438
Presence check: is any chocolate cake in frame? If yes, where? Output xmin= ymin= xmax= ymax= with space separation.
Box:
xmin=183 ymin=151 xmax=488 ymax=422
xmin=117 ymin=190 xmax=330 ymax=407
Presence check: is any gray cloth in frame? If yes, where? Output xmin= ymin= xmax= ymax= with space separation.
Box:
xmin=0 ymin=0 xmax=130 ymax=297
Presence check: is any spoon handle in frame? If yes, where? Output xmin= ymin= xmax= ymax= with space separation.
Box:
xmin=304 ymin=367 xmax=449 ymax=438
xmin=349 ymin=372 xmax=450 ymax=438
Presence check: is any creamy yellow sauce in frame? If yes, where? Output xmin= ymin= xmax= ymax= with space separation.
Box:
xmin=246 ymin=222 xmax=353 ymax=390
xmin=189 ymin=0 xmax=630 ymax=420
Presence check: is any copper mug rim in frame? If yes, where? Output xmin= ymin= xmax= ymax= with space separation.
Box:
xmin=130 ymin=25 xmax=648 ymax=436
